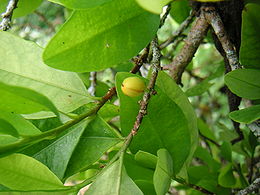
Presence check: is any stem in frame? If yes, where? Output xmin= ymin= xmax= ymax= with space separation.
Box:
xmin=169 ymin=8 xmax=209 ymax=85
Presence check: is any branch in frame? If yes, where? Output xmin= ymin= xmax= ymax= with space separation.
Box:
xmin=110 ymin=37 xmax=162 ymax=163
xmin=131 ymin=37 xmax=161 ymax=135
xmin=237 ymin=178 xmax=260 ymax=195
xmin=0 ymin=0 xmax=19 ymax=31
xmin=160 ymin=11 xmax=195 ymax=49
xmin=204 ymin=7 xmax=241 ymax=71
xmin=34 ymin=10 xmax=56 ymax=33
xmin=168 ymin=9 xmax=209 ymax=84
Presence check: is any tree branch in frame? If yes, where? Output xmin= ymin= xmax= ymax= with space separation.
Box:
xmin=169 ymin=9 xmax=209 ymax=85
xmin=0 ymin=0 xmax=19 ymax=31
xmin=204 ymin=6 xmax=241 ymax=71
xmin=237 ymin=178 xmax=260 ymax=195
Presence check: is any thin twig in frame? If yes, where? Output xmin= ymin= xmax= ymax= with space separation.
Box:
xmin=160 ymin=11 xmax=195 ymax=49
xmin=34 ymin=10 xmax=56 ymax=33
xmin=132 ymin=37 xmax=161 ymax=135
xmin=159 ymin=4 xmax=172 ymax=28
xmin=109 ymin=37 xmax=162 ymax=164
xmin=237 ymin=178 xmax=260 ymax=195
xmin=0 ymin=0 xmax=19 ymax=31
xmin=169 ymin=8 xmax=209 ymax=85
xmin=199 ymin=132 xmax=220 ymax=147
xmin=88 ymin=72 xmax=97 ymax=96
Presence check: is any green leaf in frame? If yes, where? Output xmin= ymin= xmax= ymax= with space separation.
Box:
xmin=135 ymin=0 xmax=172 ymax=14
xmin=197 ymin=118 xmax=217 ymax=143
xmin=170 ymin=0 xmax=191 ymax=23
xmin=0 ymin=153 xmax=67 ymax=191
xmin=240 ymin=4 xmax=260 ymax=69
xmin=48 ymin=0 xmax=112 ymax=9
xmin=0 ymin=119 xmax=19 ymax=138
xmin=135 ymin=150 xmax=157 ymax=169
xmin=224 ymin=69 xmax=260 ymax=100
xmin=124 ymin=153 xmax=155 ymax=183
xmin=0 ymin=111 xmax=41 ymax=145
xmin=85 ymin=157 xmax=143 ymax=195
xmin=188 ymin=166 xmax=219 ymax=193
xmin=43 ymin=0 xmax=159 ymax=72
xmin=116 ymin=72 xmax=191 ymax=175
xmin=185 ymin=81 xmax=213 ymax=97
xmin=0 ymin=31 xmax=92 ymax=118
xmin=220 ymin=142 xmax=232 ymax=162
xmin=156 ymin=72 xmax=198 ymax=173
xmin=0 ymin=82 xmax=59 ymax=116
xmin=229 ymin=104 xmax=260 ymax=124
xmin=218 ymin=163 xmax=236 ymax=188
xmin=0 ymin=0 xmax=42 ymax=18
xmin=153 ymin=149 xmax=173 ymax=195
xmin=193 ymin=147 xmax=221 ymax=171
xmin=31 ymin=121 xmax=89 ymax=179
xmin=64 ymin=116 xmax=121 ymax=178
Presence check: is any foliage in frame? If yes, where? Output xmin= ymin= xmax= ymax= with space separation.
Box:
xmin=0 ymin=0 xmax=259 ymax=195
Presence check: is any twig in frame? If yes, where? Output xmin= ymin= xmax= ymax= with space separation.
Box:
xmin=159 ymin=4 xmax=172 ymax=28
xmin=204 ymin=7 xmax=241 ymax=71
xmin=160 ymin=11 xmax=195 ymax=49
xmin=0 ymin=0 xmax=19 ymax=31
xmin=34 ymin=10 xmax=56 ymax=33
xmin=237 ymin=178 xmax=260 ymax=195
xmin=169 ymin=9 xmax=209 ymax=85
xmin=88 ymin=72 xmax=97 ymax=96
xmin=199 ymin=132 xmax=220 ymax=147
xmin=131 ymin=37 xmax=161 ymax=135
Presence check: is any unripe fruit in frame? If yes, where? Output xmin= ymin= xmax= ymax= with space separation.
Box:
xmin=121 ymin=77 xmax=145 ymax=97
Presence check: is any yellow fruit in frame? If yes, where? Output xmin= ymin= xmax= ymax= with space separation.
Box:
xmin=121 ymin=77 xmax=145 ymax=97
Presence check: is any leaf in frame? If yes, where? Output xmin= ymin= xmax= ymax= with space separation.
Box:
xmin=0 ymin=111 xmax=41 ymax=145
xmin=135 ymin=150 xmax=157 ymax=169
xmin=48 ymin=0 xmax=112 ymax=9
xmin=0 ymin=154 xmax=67 ymax=191
xmin=188 ymin=166 xmax=219 ymax=193
xmin=135 ymin=0 xmax=172 ymax=14
xmin=0 ymin=31 xmax=91 ymax=118
xmin=116 ymin=72 xmax=191 ymax=175
xmin=197 ymin=118 xmax=217 ymax=143
xmin=85 ymin=157 xmax=143 ymax=195
xmin=229 ymin=104 xmax=260 ymax=124
xmin=0 ymin=119 xmax=19 ymax=138
xmin=43 ymin=0 xmax=159 ymax=72
xmin=31 ymin=121 xmax=89 ymax=179
xmin=220 ymin=142 xmax=232 ymax=162
xmin=156 ymin=72 xmax=198 ymax=174
xmin=64 ymin=116 xmax=121 ymax=178
xmin=153 ymin=149 xmax=173 ymax=195
xmin=185 ymin=81 xmax=213 ymax=97
xmin=224 ymin=69 xmax=260 ymax=100
xmin=170 ymin=0 xmax=191 ymax=23
xmin=0 ymin=0 xmax=42 ymax=18
xmin=240 ymin=4 xmax=260 ymax=69
xmin=193 ymin=147 xmax=221 ymax=171
xmin=0 ymin=82 xmax=59 ymax=116
xmin=218 ymin=163 xmax=236 ymax=188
